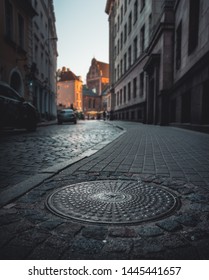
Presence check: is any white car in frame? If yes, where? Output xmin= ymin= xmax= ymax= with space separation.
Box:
xmin=57 ymin=109 xmax=77 ymax=124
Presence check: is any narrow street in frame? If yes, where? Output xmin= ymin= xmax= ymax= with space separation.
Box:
xmin=0 ymin=120 xmax=121 ymax=189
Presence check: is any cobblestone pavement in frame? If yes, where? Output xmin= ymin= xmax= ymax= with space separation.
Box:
xmin=0 ymin=120 xmax=121 ymax=189
xmin=0 ymin=122 xmax=209 ymax=260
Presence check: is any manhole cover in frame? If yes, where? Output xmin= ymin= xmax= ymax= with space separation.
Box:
xmin=46 ymin=180 xmax=180 ymax=224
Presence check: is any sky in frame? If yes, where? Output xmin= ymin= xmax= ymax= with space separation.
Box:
xmin=53 ymin=0 xmax=109 ymax=83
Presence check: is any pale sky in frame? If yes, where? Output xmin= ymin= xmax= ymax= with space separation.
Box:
xmin=53 ymin=0 xmax=109 ymax=83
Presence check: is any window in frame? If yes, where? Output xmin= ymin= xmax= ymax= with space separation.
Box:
xmin=117 ymin=39 xmax=119 ymax=55
xmin=120 ymin=32 xmax=123 ymax=50
xmin=120 ymin=5 xmax=123 ymax=22
xmin=88 ymin=99 xmax=92 ymax=108
xmin=117 ymin=15 xmax=120 ymax=31
xmin=140 ymin=24 xmax=145 ymax=53
xmin=134 ymin=0 xmax=138 ymax=23
xmin=123 ymin=85 xmax=126 ymax=103
xmin=18 ymin=14 xmax=24 ymax=48
xmin=128 ymin=82 xmax=131 ymax=100
xmin=120 ymin=59 xmax=123 ymax=76
xmin=188 ymin=0 xmax=200 ymax=54
xmin=124 ymin=53 xmax=127 ymax=72
xmin=124 ymin=23 xmax=127 ymax=42
xmin=128 ymin=12 xmax=132 ymax=34
xmin=5 ymin=0 xmax=13 ymax=39
xmin=114 ymin=23 xmax=117 ymax=37
xmin=120 ymin=89 xmax=123 ymax=104
xmin=140 ymin=72 xmax=144 ymax=97
xmin=140 ymin=0 xmax=145 ymax=12
xmin=128 ymin=46 xmax=132 ymax=67
xmin=149 ymin=14 xmax=152 ymax=38
xmin=41 ymin=52 xmax=44 ymax=77
xmin=35 ymin=45 xmax=38 ymax=62
xmin=176 ymin=21 xmax=182 ymax=70
xmin=124 ymin=0 xmax=127 ymax=13
xmin=117 ymin=91 xmax=119 ymax=105
xmin=134 ymin=36 xmax=138 ymax=61
xmin=133 ymin=77 xmax=137 ymax=98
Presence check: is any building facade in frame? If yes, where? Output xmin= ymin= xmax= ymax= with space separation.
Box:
xmin=84 ymin=58 xmax=110 ymax=118
xmin=86 ymin=58 xmax=109 ymax=95
xmin=106 ymin=0 xmax=163 ymax=123
xmin=0 ymin=0 xmax=36 ymax=98
xmin=171 ymin=0 xmax=209 ymax=128
xmin=31 ymin=0 xmax=58 ymax=120
xmin=82 ymin=85 xmax=102 ymax=118
xmin=0 ymin=0 xmax=58 ymax=121
xmin=57 ymin=67 xmax=83 ymax=111
xmin=106 ymin=0 xmax=209 ymax=128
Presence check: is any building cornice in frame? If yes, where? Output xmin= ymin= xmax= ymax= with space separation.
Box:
xmin=105 ymin=0 xmax=113 ymax=14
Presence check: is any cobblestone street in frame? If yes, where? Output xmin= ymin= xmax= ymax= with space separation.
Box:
xmin=0 ymin=120 xmax=122 ymax=189
xmin=0 ymin=121 xmax=209 ymax=260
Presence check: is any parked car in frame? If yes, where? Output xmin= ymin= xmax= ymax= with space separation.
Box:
xmin=57 ymin=109 xmax=77 ymax=124
xmin=0 ymin=81 xmax=38 ymax=131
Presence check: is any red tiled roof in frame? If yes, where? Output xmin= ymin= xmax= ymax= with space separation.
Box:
xmin=60 ymin=70 xmax=79 ymax=81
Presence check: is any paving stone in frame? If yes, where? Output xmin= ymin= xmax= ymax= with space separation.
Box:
xmin=37 ymin=219 xmax=64 ymax=231
xmin=82 ymin=226 xmax=108 ymax=240
xmin=156 ymin=219 xmax=182 ymax=232
xmin=152 ymin=234 xmax=188 ymax=249
xmin=102 ymin=238 xmax=133 ymax=254
xmin=55 ymin=222 xmax=83 ymax=237
xmin=181 ymin=229 xmax=208 ymax=242
xmin=8 ymin=229 xmax=50 ymax=248
xmin=137 ymin=226 xmax=164 ymax=237
xmin=132 ymin=238 xmax=164 ymax=258
xmin=187 ymin=194 xmax=209 ymax=203
xmin=70 ymin=237 xmax=104 ymax=255
xmin=175 ymin=214 xmax=200 ymax=227
xmin=109 ymin=227 xmax=137 ymax=238
xmin=176 ymin=187 xmax=194 ymax=195
xmin=29 ymin=246 xmax=63 ymax=260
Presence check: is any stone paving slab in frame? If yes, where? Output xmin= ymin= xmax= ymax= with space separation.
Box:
xmin=0 ymin=122 xmax=209 ymax=260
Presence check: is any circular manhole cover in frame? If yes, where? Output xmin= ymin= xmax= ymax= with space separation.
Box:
xmin=46 ymin=180 xmax=180 ymax=225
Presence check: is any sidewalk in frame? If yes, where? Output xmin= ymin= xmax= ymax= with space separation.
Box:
xmin=0 ymin=121 xmax=209 ymax=260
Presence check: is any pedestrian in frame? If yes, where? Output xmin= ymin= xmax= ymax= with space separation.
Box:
xmin=103 ymin=111 xmax=106 ymax=121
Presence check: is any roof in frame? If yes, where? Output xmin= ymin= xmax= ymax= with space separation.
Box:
xmin=59 ymin=70 xmax=80 ymax=81
xmin=88 ymin=58 xmax=109 ymax=78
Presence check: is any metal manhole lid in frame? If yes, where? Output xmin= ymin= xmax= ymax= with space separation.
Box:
xmin=46 ymin=180 xmax=180 ymax=225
